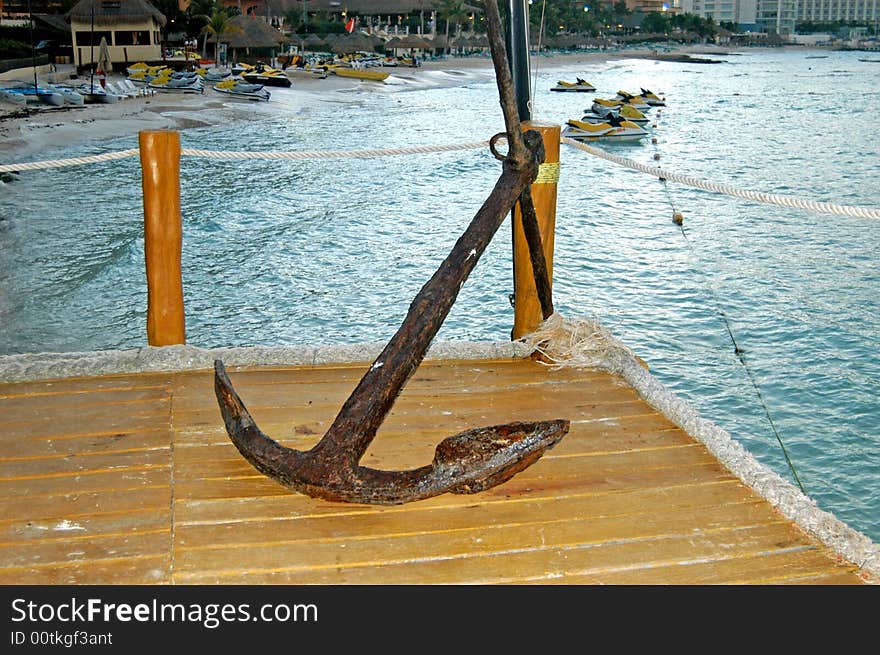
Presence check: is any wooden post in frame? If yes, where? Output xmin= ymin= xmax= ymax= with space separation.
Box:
xmin=139 ymin=130 xmax=186 ymax=346
xmin=511 ymin=121 xmax=560 ymax=340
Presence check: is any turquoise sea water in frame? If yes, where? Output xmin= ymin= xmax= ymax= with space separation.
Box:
xmin=1 ymin=48 xmax=877 ymax=543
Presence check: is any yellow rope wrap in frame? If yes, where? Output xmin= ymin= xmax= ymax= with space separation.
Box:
xmin=533 ymin=161 xmax=560 ymax=185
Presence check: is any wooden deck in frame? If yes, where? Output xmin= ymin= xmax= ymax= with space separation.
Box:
xmin=0 ymin=357 xmax=869 ymax=585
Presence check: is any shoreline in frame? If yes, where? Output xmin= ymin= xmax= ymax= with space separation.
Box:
xmin=0 ymin=44 xmax=737 ymax=163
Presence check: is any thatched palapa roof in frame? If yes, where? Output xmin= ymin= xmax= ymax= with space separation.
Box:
xmin=211 ymin=15 xmax=287 ymax=49
xmin=65 ymin=0 xmax=167 ymax=27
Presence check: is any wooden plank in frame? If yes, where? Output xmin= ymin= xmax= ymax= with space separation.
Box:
xmin=542 ymin=548 xmax=862 ymax=584
xmin=0 ymin=373 xmax=171 ymax=397
xmin=0 ymin=526 xmax=170 ymax=569
xmin=0 ymin=487 xmax=171 ymax=524
xmin=171 ymin=523 xmax=816 ymax=584
xmin=0 ymin=447 xmax=170 ymax=480
xmin=0 ymin=552 xmax=170 ymax=585
xmin=0 ymin=464 xmax=170 ymax=499
xmin=174 ymin=482 xmax=762 ymax=548
xmin=173 ymin=501 xmax=789 ymax=574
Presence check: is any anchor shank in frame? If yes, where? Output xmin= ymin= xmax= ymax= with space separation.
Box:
xmin=517 ymin=186 xmax=555 ymax=319
xmin=483 ymin=0 xmax=529 ymax=168
xmin=310 ymin=152 xmax=543 ymax=468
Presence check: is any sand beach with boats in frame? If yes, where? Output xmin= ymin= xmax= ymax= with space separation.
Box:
xmin=0 ymin=44 xmax=724 ymax=162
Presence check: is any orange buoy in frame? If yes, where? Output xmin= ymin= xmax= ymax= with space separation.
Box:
xmin=672 ymin=212 xmax=684 ymax=225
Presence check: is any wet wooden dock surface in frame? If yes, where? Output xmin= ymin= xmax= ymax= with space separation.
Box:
xmin=0 ymin=357 xmax=868 ymax=584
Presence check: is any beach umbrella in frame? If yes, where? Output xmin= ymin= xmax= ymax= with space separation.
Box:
xmin=96 ymin=36 xmax=112 ymax=88
xmin=98 ymin=37 xmax=111 ymax=69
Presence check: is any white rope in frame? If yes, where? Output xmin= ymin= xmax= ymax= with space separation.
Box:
xmin=5 ymin=136 xmax=877 ymax=222
xmin=179 ymin=141 xmax=490 ymax=160
xmin=0 ymin=142 xmax=491 ymax=174
xmin=561 ymin=136 xmax=880 ymax=221
xmin=0 ymin=149 xmax=140 ymax=173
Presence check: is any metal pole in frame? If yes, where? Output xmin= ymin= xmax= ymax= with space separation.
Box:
xmin=507 ymin=0 xmax=531 ymax=121
xmin=27 ymin=0 xmax=37 ymax=91
xmin=90 ymin=2 xmax=95 ymax=91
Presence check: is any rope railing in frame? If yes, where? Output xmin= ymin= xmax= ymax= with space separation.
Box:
xmin=0 ymin=141 xmax=491 ymax=173
xmin=561 ymin=136 xmax=880 ymax=221
xmin=3 ymin=136 xmax=878 ymax=221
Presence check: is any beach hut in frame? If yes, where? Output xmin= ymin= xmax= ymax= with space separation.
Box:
xmin=66 ymin=0 xmax=166 ymax=71
xmin=210 ymin=15 xmax=288 ymax=66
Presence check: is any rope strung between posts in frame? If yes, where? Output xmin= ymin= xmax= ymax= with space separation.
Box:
xmin=3 ymin=136 xmax=878 ymax=223
xmin=561 ymin=136 xmax=880 ymax=221
xmin=0 ymin=141 xmax=492 ymax=174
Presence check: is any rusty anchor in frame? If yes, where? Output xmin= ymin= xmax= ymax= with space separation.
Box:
xmin=213 ymin=1 xmax=569 ymax=504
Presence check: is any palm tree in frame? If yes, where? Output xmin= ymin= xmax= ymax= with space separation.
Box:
xmin=202 ymin=9 xmax=242 ymax=63
xmin=437 ymin=0 xmax=469 ymax=54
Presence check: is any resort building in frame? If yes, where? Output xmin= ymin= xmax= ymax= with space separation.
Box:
xmin=65 ymin=0 xmax=166 ymax=69
xmin=678 ymin=0 xmax=877 ymax=32
xmin=798 ymin=0 xmax=879 ymax=22
xmin=678 ymin=0 xmax=758 ymax=24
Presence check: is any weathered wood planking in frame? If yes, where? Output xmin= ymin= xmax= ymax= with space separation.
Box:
xmin=0 ymin=358 xmax=867 ymax=584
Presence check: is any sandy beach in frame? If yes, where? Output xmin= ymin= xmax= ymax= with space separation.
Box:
xmin=0 ymin=44 xmax=732 ymax=164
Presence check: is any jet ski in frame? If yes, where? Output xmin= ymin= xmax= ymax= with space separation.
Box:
xmin=212 ymin=78 xmax=271 ymax=101
xmin=551 ymin=77 xmax=595 ymax=92
xmin=617 ymin=88 xmax=666 ymax=107
xmin=241 ymin=62 xmax=292 ymax=88
xmin=580 ymin=103 xmax=650 ymax=126
xmin=561 ymin=114 xmax=649 ymax=143
xmin=592 ymin=95 xmax=651 ymax=113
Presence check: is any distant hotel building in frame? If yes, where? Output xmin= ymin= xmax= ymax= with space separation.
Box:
xmin=676 ymin=0 xmax=878 ymax=32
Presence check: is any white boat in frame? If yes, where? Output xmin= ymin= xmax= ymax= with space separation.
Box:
xmin=0 ymin=82 xmax=64 ymax=107
xmin=562 ymin=116 xmax=649 ymax=143
xmin=44 ymin=83 xmax=85 ymax=106
xmin=74 ymin=82 xmax=120 ymax=104
xmin=212 ymin=79 xmax=270 ymax=101
xmin=551 ymin=78 xmax=595 ymax=92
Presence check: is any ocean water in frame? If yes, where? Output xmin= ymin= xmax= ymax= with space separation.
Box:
xmin=0 ymin=48 xmax=877 ymax=543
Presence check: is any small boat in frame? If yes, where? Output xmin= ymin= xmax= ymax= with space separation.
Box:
xmin=0 ymin=82 xmax=65 ymax=107
xmin=580 ymin=103 xmax=650 ymax=126
xmin=74 ymin=82 xmax=120 ymax=104
xmin=199 ymin=67 xmax=232 ymax=82
xmin=562 ymin=115 xmax=649 ymax=143
xmin=231 ymin=62 xmax=254 ymax=77
xmin=858 ymin=58 xmax=880 ymax=63
xmin=241 ymin=63 xmax=292 ymax=88
xmin=592 ymin=96 xmax=651 ymax=113
xmin=551 ymin=78 xmax=595 ymax=92
xmin=329 ymin=66 xmax=390 ymax=82
xmin=44 ymin=83 xmax=84 ymax=106
xmin=212 ymin=78 xmax=270 ymax=101
xmin=127 ymin=65 xmax=174 ymax=85
xmin=284 ymin=66 xmax=329 ymax=80
xmin=617 ymin=88 xmax=666 ymax=107
xmin=149 ymin=73 xmax=204 ymax=94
